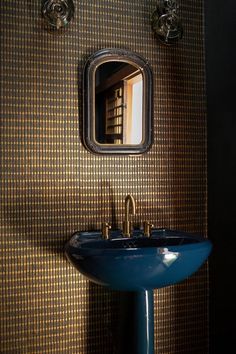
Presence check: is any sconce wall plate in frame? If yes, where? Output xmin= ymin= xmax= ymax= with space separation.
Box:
xmin=151 ymin=0 xmax=183 ymax=45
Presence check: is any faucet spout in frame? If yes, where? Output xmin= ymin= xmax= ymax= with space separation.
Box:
xmin=125 ymin=194 xmax=136 ymax=221
xmin=123 ymin=194 xmax=136 ymax=237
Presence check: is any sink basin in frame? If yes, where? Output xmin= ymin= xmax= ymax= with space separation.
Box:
xmin=65 ymin=228 xmax=212 ymax=354
xmin=65 ymin=228 xmax=212 ymax=291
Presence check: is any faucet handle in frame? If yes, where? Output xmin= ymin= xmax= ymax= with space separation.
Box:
xmin=143 ymin=221 xmax=154 ymax=238
xmin=102 ymin=222 xmax=111 ymax=240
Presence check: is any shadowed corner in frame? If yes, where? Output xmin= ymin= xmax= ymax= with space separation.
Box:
xmin=85 ymin=283 xmax=121 ymax=354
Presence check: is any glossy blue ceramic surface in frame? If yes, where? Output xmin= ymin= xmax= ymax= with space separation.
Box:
xmin=65 ymin=228 xmax=212 ymax=291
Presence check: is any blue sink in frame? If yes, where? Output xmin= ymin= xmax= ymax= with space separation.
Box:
xmin=65 ymin=228 xmax=212 ymax=354
xmin=65 ymin=228 xmax=212 ymax=291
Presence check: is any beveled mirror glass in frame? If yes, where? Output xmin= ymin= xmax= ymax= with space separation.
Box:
xmin=83 ymin=49 xmax=153 ymax=154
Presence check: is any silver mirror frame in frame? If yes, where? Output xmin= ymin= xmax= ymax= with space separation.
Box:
xmin=83 ymin=48 xmax=153 ymax=155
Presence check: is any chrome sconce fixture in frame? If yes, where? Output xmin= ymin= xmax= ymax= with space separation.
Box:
xmin=151 ymin=0 xmax=183 ymax=45
xmin=41 ymin=0 xmax=75 ymax=30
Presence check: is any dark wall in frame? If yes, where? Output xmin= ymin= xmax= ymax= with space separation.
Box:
xmin=205 ymin=1 xmax=236 ymax=352
xmin=1 ymin=1 xmax=208 ymax=353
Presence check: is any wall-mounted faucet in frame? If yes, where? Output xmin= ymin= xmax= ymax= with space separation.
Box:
xmin=123 ymin=194 xmax=136 ymax=237
xmin=151 ymin=0 xmax=183 ymax=45
xmin=41 ymin=0 xmax=75 ymax=30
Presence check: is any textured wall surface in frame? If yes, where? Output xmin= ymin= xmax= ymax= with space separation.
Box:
xmin=0 ymin=0 xmax=208 ymax=353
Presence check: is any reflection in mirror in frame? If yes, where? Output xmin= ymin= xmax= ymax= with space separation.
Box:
xmin=83 ymin=49 xmax=153 ymax=154
xmin=95 ymin=62 xmax=143 ymax=145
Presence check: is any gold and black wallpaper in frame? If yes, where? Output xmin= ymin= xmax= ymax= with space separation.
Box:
xmin=0 ymin=0 xmax=208 ymax=353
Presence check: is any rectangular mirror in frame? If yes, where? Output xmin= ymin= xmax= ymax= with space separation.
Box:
xmin=83 ymin=49 xmax=153 ymax=154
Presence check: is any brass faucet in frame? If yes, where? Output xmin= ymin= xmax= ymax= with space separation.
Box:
xmin=123 ymin=194 xmax=136 ymax=237
xmin=143 ymin=221 xmax=154 ymax=238
xmin=102 ymin=222 xmax=111 ymax=239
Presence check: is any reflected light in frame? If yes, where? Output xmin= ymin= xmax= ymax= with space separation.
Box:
xmin=159 ymin=247 xmax=179 ymax=267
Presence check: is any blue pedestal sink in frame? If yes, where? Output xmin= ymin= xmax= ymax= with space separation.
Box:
xmin=65 ymin=228 xmax=212 ymax=354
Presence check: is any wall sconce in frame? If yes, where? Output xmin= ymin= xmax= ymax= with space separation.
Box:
xmin=151 ymin=0 xmax=183 ymax=45
xmin=41 ymin=0 xmax=75 ymax=30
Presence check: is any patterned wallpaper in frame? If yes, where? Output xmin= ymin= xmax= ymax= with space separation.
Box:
xmin=0 ymin=0 xmax=208 ymax=353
